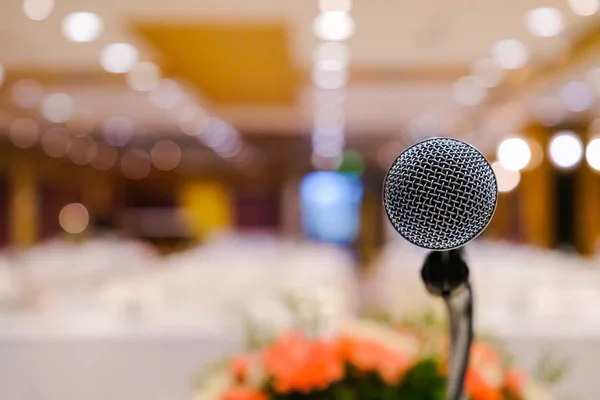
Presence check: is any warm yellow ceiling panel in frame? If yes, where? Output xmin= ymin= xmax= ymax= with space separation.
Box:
xmin=135 ymin=22 xmax=298 ymax=106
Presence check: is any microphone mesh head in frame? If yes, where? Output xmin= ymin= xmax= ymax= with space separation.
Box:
xmin=383 ymin=137 xmax=498 ymax=250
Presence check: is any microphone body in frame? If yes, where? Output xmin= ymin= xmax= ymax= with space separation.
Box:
xmin=382 ymin=138 xmax=497 ymax=400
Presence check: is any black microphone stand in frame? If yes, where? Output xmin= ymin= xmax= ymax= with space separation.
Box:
xmin=421 ymin=248 xmax=473 ymax=400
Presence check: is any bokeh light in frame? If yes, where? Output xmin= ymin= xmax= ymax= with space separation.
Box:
xmin=61 ymin=12 xmax=103 ymax=43
xmin=200 ymin=118 xmax=239 ymax=151
xmin=300 ymin=171 xmax=363 ymax=243
xmin=102 ymin=116 xmax=134 ymax=147
xmin=11 ymin=80 xmax=43 ymax=109
xmin=41 ymin=127 xmax=71 ymax=158
xmin=314 ymin=106 xmax=345 ymax=135
xmin=121 ymin=149 xmax=151 ymax=180
xmin=0 ymin=65 xmax=4 ymax=88
xmin=313 ymin=42 xmax=350 ymax=70
xmin=9 ymin=118 xmax=39 ymax=149
xmin=313 ymin=131 xmax=345 ymax=158
xmin=151 ymin=140 xmax=181 ymax=171
xmin=561 ymin=81 xmax=594 ymax=112
xmin=492 ymin=39 xmax=529 ymax=70
xmin=23 ymin=0 xmax=53 ymax=20
xmin=318 ymin=0 xmax=352 ymax=12
xmin=41 ymin=92 xmax=75 ymax=123
xmin=127 ymin=62 xmax=161 ymax=92
xmin=313 ymin=11 xmax=355 ymax=41
xmin=68 ymin=137 xmax=98 ymax=166
xmin=497 ymin=137 xmax=532 ymax=171
xmin=525 ymin=7 xmax=564 ymax=37
xmin=312 ymin=66 xmax=348 ymax=90
xmin=568 ymin=0 xmax=599 ymax=16
xmin=586 ymin=137 xmax=600 ymax=171
xmin=311 ymin=153 xmax=341 ymax=171
xmin=65 ymin=110 xmax=96 ymax=137
xmin=549 ymin=131 xmax=583 ymax=169
xmin=492 ymin=161 xmax=521 ymax=193
xmin=90 ymin=143 xmax=118 ymax=171
xmin=524 ymin=138 xmax=544 ymax=170
xmin=59 ymin=203 xmax=89 ymax=234
xmin=149 ymin=79 xmax=183 ymax=109
xmin=100 ymin=43 xmax=139 ymax=74
xmin=178 ymin=105 xmax=209 ymax=136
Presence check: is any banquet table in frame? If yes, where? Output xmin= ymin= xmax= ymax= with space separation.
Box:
xmin=0 ymin=321 xmax=598 ymax=400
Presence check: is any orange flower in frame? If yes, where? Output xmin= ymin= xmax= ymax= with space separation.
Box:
xmin=221 ymin=387 xmax=267 ymax=400
xmin=342 ymin=337 xmax=413 ymax=384
xmin=262 ymin=332 xmax=344 ymax=394
xmin=504 ymin=369 xmax=525 ymax=395
xmin=231 ymin=355 xmax=252 ymax=383
xmin=470 ymin=341 xmax=502 ymax=367
xmin=465 ymin=369 xmax=503 ymax=400
xmin=377 ymin=349 xmax=412 ymax=384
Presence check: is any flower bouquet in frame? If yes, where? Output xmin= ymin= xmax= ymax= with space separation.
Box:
xmin=193 ymin=317 xmax=564 ymax=400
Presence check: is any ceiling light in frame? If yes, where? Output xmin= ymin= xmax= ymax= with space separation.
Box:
xmin=497 ymin=137 xmax=531 ymax=171
xmin=525 ymin=7 xmax=564 ymax=37
xmin=586 ymin=137 xmax=600 ymax=171
xmin=100 ymin=43 xmax=139 ymax=74
xmin=313 ymin=11 xmax=355 ymax=41
xmin=492 ymin=39 xmax=529 ymax=70
xmin=62 ymin=12 xmax=103 ymax=43
xmin=23 ymin=0 xmax=53 ymax=21
xmin=548 ymin=131 xmax=583 ymax=169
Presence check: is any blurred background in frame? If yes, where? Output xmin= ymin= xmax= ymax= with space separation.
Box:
xmin=2 ymin=0 xmax=600 ymax=399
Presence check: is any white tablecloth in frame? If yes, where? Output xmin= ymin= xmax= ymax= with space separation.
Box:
xmin=0 ymin=333 xmax=241 ymax=400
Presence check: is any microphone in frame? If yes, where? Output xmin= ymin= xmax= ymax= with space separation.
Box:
xmin=382 ymin=137 xmax=497 ymax=400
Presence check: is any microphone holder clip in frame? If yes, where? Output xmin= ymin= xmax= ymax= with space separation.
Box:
xmin=421 ymin=248 xmax=473 ymax=400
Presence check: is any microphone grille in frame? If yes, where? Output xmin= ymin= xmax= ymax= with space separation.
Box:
xmin=383 ymin=137 xmax=498 ymax=250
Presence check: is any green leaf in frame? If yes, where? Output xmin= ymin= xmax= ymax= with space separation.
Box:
xmin=534 ymin=347 xmax=571 ymax=386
